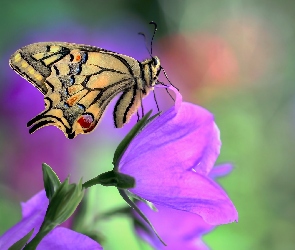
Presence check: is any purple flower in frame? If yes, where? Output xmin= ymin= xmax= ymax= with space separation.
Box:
xmin=0 ymin=190 xmax=102 ymax=250
xmin=119 ymin=86 xmax=238 ymax=225
xmin=134 ymin=164 xmax=234 ymax=249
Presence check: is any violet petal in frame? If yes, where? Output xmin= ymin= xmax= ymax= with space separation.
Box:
xmin=209 ymin=163 xmax=234 ymax=179
xmin=0 ymin=190 xmax=48 ymax=249
xmin=135 ymin=202 xmax=213 ymax=250
xmin=132 ymin=170 xmax=237 ymax=225
xmin=120 ymin=101 xmax=221 ymax=178
xmin=0 ymin=190 xmax=103 ymax=249
xmin=38 ymin=227 xmax=103 ymax=250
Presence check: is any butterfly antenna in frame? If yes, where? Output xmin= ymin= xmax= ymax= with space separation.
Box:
xmin=149 ymin=21 xmax=158 ymax=55
xmin=158 ymin=80 xmax=175 ymax=101
xmin=161 ymin=66 xmax=179 ymax=91
xmin=138 ymin=32 xmax=152 ymax=57
xmin=165 ymin=88 xmax=175 ymax=101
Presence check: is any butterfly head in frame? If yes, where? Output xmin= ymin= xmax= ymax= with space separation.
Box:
xmin=151 ymin=56 xmax=161 ymax=86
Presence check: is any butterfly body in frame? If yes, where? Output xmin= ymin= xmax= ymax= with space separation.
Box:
xmin=9 ymin=42 xmax=161 ymax=139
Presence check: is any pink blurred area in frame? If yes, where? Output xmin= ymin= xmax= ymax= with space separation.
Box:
xmin=158 ymin=33 xmax=239 ymax=88
xmin=156 ymin=14 xmax=278 ymax=104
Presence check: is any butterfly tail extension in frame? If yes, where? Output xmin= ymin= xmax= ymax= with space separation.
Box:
xmin=27 ymin=111 xmax=74 ymax=139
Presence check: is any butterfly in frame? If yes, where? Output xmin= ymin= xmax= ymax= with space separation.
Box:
xmin=9 ymin=40 xmax=163 ymax=139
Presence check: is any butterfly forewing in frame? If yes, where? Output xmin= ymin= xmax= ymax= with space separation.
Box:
xmin=9 ymin=42 xmax=161 ymax=139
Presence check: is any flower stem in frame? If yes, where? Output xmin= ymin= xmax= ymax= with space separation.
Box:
xmin=23 ymin=228 xmax=51 ymax=249
xmin=82 ymin=171 xmax=135 ymax=189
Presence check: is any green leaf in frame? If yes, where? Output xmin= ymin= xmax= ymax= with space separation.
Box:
xmin=113 ymin=110 xmax=161 ymax=169
xmin=8 ymin=228 xmax=34 ymax=250
xmin=118 ymin=189 xmax=166 ymax=246
xmin=42 ymin=163 xmax=61 ymax=201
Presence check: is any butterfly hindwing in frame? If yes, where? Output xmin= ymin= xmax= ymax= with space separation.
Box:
xmin=114 ymin=86 xmax=152 ymax=128
xmin=9 ymin=42 xmax=162 ymax=138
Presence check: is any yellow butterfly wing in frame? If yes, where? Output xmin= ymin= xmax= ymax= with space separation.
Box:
xmin=10 ymin=42 xmax=159 ymax=139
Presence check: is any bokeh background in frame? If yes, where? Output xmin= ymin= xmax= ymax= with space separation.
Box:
xmin=0 ymin=0 xmax=294 ymax=249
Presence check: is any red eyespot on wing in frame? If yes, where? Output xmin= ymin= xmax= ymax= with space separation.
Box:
xmin=77 ymin=114 xmax=96 ymax=133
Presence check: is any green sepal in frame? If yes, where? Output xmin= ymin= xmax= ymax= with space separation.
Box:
xmin=25 ymin=178 xmax=84 ymax=249
xmin=133 ymin=216 xmax=155 ymax=242
xmin=125 ymin=190 xmax=157 ymax=211
xmin=146 ymin=111 xmax=162 ymax=124
xmin=42 ymin=163 xmax=61 ymax=201
xmin=42 ymin=178 xmax=84 ymax=229
xmin=113 ymin=110 xmax=161 ymax=169
xmin=118 ymin=189 xmax=166 ymax=246
xmin=83 ymin=170 xmax=135 ymax=189
xmin=8 ymin=229 xmax=34 ymax=250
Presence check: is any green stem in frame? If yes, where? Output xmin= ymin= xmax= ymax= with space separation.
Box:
xmin=82 ymin=175 xmax=102 ymax=189
xmin=23 ymin=228 xmax=51 ymax=250
xmin=82 ymin=171 xmax=135 ymax=189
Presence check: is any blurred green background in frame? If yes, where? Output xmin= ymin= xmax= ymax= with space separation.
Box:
xmin=1 ymin=0 xmax=295 ymax=249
